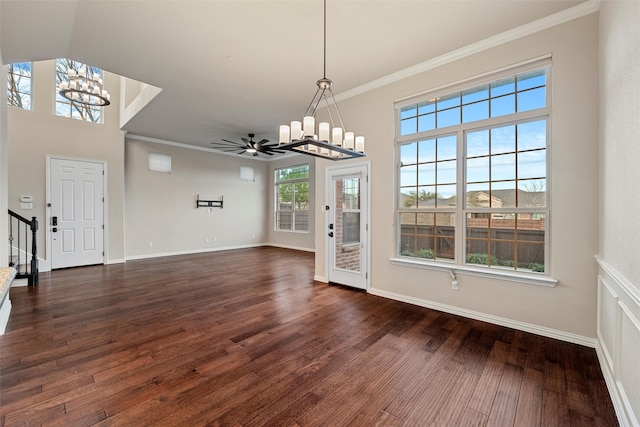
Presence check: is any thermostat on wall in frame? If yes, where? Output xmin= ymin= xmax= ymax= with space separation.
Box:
xmin=20 ymin=196 xmax=32 ymax=203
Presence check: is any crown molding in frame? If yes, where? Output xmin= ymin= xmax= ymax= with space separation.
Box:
xmin=335 ymin=0 xmax=600 ymax=103
xmin=125 ymin=133 xmax=299 ymax=162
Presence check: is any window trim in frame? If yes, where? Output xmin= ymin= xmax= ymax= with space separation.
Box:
xmin=7 ymin=62 xmax=33 ymax=111
xmin=274 ymin=163 xmax=310 ymax=233
xmin=395 ymin=55 xmax=552 ymax=111
xmin=394 ymin=59 xmax=554 ymax=282
xmin=389 ymin=256 xmax=557 ymax=287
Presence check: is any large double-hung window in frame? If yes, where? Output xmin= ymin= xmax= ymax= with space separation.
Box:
xmin=275 ymin=164 xmax=310 ymax=232
xmin=396 ymin=60 xmax=550 ymax=275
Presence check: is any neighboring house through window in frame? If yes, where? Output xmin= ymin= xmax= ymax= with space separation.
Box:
xmin=396 ymin=59 xmax=550 ymax=274
xmin=7 ymin=62 xmax=32 ymax=110
xmin=55 ymin=58 xmax=104 ymax=123
xmin=275 ymin=164 xmax=310 ymax=231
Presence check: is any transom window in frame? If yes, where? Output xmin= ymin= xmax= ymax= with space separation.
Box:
xmin=397 ymin=61 xmax=550 ymax=274
xmin=275 ymin=164 xmax=310 ymax=232
xmin=55 ymin=59 xmax=104 ymax=123
xmin=400 ymin=69 xmax=546 ymax=136
xmin=7 ymin=62 xmax=32 ymax=110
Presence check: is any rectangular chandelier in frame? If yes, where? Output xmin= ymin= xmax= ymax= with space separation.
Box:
xmin=277 ymin=0 xmax=365 ymax=161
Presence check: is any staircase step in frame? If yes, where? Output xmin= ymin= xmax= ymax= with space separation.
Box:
xmin=11 ymin=278 xmax=28 ymax=288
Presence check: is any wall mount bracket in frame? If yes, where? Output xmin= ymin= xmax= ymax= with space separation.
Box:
xmin=196 ymin=194 xmax=223 ymax=209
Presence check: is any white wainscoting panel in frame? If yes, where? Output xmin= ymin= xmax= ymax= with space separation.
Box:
xmin=596 ymin=257 xmax=640 ymax=427
xmin=618 ymin=302 xmax=640 ymax=426
xmin=597 ymin=277 xmax=618 ymax=372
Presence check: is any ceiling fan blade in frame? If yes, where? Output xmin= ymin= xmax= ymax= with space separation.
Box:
xmin=257 ymin=139 xmax=270 ymax=145
xmin=252 ymin=152 xmax=259 ymax=156
xmin=223 ymin=148 xmax=244 ymax=152
xmin=241 ymin=137 xmax=250 ymax=144
xmin=221 ymin=139 xmax=244 ymax=146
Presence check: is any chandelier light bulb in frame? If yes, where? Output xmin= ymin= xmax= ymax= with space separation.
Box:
xmin=332 ymin=127 xmax=343 ymax=146
xmin=318 ymin=122 xmax=330 ymax=142
xmin=344 ymin=132 xmax=355 ymax=150
xmin=303 ymin=116 xmax=315 ymax=137
xmin=279 ymin=125 xmax=290 ymax=144
xmin=290 ymin=121 xmax=302 ymax=141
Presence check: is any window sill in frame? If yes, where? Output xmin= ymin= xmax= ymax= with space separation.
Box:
xmin=274 ymin=229 xmax=309 ymax=234
xmin=388 ymin=257 xmax=558 ymax=287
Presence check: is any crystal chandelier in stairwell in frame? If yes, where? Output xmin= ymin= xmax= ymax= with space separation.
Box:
xmin=278 ymin=0 xmax=365 ymax=161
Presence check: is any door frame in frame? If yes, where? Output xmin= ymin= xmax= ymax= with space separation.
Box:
xmin=46 ymin=155 xmax=109 ymax=269
xmin=325 ymin=161 xmax=370 ymax=290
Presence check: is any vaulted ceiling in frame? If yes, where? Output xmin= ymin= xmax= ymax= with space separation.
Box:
xmin=1 ymin=0 xmax=588 ymax=151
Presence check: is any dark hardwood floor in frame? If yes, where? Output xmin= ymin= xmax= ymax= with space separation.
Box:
xmin=0 ymin=247 xmax=617 ymax=426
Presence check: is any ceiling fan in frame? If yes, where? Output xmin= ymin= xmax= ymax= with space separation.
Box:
xmin=210 ymin=133 xmax=286 ymax=157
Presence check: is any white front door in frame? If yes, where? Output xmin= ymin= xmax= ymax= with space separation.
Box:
xmin=49 ymin=158 xmax=105 ymax=269
xmin=327 ymin=164 xmax=369 ymax=290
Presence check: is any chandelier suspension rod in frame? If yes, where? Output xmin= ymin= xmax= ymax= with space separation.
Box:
xmin=277 ymin=0 xmax=365 ymax=161
xmin=304 ymin=87 xmax=325 ymax=118
xmin=323 ymin=0 xmax=327 ymax=79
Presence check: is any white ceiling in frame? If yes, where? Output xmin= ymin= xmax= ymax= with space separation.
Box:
xmin=1 ymin=0 xmax=588 ymax=153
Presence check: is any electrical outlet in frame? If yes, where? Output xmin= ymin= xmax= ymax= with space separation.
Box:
xmin=205 ymin=237 xmax=209 ymax=243
xmin=214 ymin=237 xmax=217 ymax=242
xmin=148 ymin=241 xmax=153 ymax=247
xmin=450 ymin=270 xmax=458 ymax=290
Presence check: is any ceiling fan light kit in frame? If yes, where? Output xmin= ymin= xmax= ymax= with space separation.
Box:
xmin=278 ymin=0 xmax=365 ymax=161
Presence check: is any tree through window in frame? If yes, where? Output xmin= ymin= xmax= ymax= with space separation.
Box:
xmin=275 ymin=165 xmax=310 ymax=231
xmin=7 ymin=62 xmax=32 ymax=110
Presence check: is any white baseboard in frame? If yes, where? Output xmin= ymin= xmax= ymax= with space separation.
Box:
xmin=39 ymin=257 xmax=50 ymax=272
xmin=595 ymin=340 xmax=635 ymax=427
xmin=368 ymin=287 xmax=596 ymax=348
xmin=125 ymin=243 xmax=265 ymax=261
xmin=314 ymin=275 xmax=328 ymax=283
xmin=105 ymin=258 xmax=126 ymax=265
xmin=267 ymin=243 xmax=315 ymax=253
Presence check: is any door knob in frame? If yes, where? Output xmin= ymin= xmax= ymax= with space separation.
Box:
xmin=328 ymin=231 xmax=334 ymax=238
xmin=52 ymin=227 xmax=58 ymax=233
xmin=328 ymin=223 xmax=334 ymax=230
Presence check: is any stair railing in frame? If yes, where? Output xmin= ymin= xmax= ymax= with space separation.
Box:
xmin=8 ymin=210 xmax=38 ymax=286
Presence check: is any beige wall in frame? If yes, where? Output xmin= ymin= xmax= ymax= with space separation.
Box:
xmin=125 ymin=138 xmax=269 ymax=258
xmin=316 ymin=15 xmax=600 ymax=338
xmin=597 ymin=1 xmax=640 ymax=425
xmin=7 ymin=60 xmax=125 ymax=265
xmin=267 ymin=155 xmax=315 ymax=252
xmin=0 ymin=35 xmax=8 ymax=267
xmin=599 ymin=0 xmax=640 ymax=289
